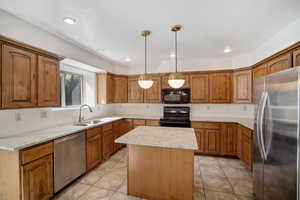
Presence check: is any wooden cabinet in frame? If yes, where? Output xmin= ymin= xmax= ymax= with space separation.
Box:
xmin=128 ymin=77 xmax=144 ymax=103
xmin=144 ymin=76 xmax=161 ymax=103
xmin=120 ymin=119 xmax=133 ymax=134
xmin=221 ymin=123 xmax=237 ymax=156
xmin=237 ymin=126 xmax=243 ymax=159
xmin=97 ymin=73 xmax=115 ymax=104
xmin=114 ymin=76 xmax=128 ymax=103
xmin=21 ymin=154 xmax=53 ymax=200
xmin=237 ymin=125 xmax=253 ymax=169
xmin=190 ymin=74 xmax=209 ymax=103
xmin=209 ymin=72 xmax=232 ymax=103
xmin=133 ymin=119 xmax=146 ymax=128
xmin=293 ymin=48 xmax=300 ymax=67
xmin=38 ymin=56 xmax=60 ymax=107
xmin=86 ymin=127 xmax=103 ymax=171
xmin=253 ymin=64 xmax=268 ymax=80
xmin=267 ymin=53 xmax=292 ymax=74
xmin=192 ymin=122 xmax=221 ymax=155
xmin=145 ymin=119 xmax=160 ymax=126
xmin=113 ymin=121 xmax=122 ymax=152
xmin=233 ymin=70 xmax=252 ymax=104
xmin=2 ymin=45 xmax=37 ymax=108
xmin=102 ymin=123 xmax=114 ymax=159
xmin=161 ymin=73 xmax=190 ymax=88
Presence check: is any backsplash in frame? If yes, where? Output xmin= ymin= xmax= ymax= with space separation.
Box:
xmin=0 ymin=104 xmax=115 ymax=137
xmin=115 ymin=103 xmax=255 ymax=119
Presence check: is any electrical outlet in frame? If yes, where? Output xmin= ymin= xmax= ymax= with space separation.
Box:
xmin=15 ymin=112 xmax=21 ymax=121
xmin=206 ymin=106 xmax=210 ymax=110
xmin=40 ymin=111 xmax=48 ymax=118
xmin=243 ymin=106 xmax=247 ymax=111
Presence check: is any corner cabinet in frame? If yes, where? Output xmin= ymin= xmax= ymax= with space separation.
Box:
xmin=209 ymin=72 xmax=232 ymax=103
xmin=293 ymin=48 xmax=300 ymax=67
xmin=38 ymin=56 xmax=60 ymax=107
xmin=1 ymin=36 xmax=63 ymax=109
xmin=233 ymin=70 xmax=252 ymax=104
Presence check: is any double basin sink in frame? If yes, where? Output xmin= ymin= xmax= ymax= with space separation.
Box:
xmin=73 ymin=120 xmax=103 ymax=126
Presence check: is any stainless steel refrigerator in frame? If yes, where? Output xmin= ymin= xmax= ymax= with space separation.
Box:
xmin=254 ymin=67 xmax=299 ymax=200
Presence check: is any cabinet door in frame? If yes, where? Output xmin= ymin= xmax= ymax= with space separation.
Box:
xmin=237 ymin=125 xmax=243 ymax=159
xmin=267 ymin=53 xmax=292 ymax=74
xmin=209 ymin=72 xmax=232 ymax=103
xmin=2 ymin=45 xmax=37 ymax=108
xmin=293 ymin=48 xmax=300 ymax=67
xmin=107 ymin=74 xmax=115 ymax=103
xmin=133 ymin=119 xmax=146 ymax=128
xmin=161 ymin=74 xmax=190 ymax=88
xmin=113 ymin=121 xmax=121 ymax=152
xmin=144 ymin=76 xmax=161 ymax=103
xmin=221 ymin=123 xmax=237 ymax=156
xmin=21 ymin=154 xmax=53 ymax=200
xmin=242 ymin=134 xmax=252 ymax=169
xmin=114 ymin=76 xmax=128 ymax=103
xmin=253 ymin=64 xmax=268 ymax=80
xmin=190 ymin=74 xmax=209 ymax=103
xmin=103 ymin=130 xmax=114 ymax=159
xmin=204 ymin=129 xmax=221 ymax=155
xmin=194 ymin=128 xmax=205 ymax=153
xmin=120 ymin=119 xmax=133 ymax=134
xmin=86 ymin=128 xmax=102 ymax=171
xmin=233 ymin=70 xmax=252 ymax=103
xmin=128 ymin=77 xmax=144 ymax=103
xmin=145 ymin=120 xmax=160 ymax=126
xmin=38 ymin=56 xmax=59 ymax=107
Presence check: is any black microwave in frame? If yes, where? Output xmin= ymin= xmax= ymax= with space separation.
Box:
xmin=162 ymin=88 xmax=190 ymax=104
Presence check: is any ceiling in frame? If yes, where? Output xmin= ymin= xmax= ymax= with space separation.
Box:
xmin=1 ymin=0 xmax=300 ymax=71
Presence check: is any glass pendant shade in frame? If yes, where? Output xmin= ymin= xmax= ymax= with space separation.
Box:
xmin=168 ymin=72 xmax=185 ymax=89
xmin=138 ymin=74 xmax=154 ymax=89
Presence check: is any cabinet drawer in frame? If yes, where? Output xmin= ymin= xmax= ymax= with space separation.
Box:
xmin=103 ymin=129 xmax=113 ymax=136
xmin=191 ymin=122 xmax=220 ymax=130
xmin=86 ymin=127 xmax=101 ymax=139
xmin=133 ymin=119 xmax=146 ymax=126
xmin=146 ymin=120 xmax=160 ymax=126
xmin=103 ymin=123 xmax=113 ymax=132
xmin=21 ymin=142 xmax=53 ymax=165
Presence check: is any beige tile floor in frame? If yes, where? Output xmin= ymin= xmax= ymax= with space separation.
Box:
xmin=53 ymin=147 xmax=254 ymax=200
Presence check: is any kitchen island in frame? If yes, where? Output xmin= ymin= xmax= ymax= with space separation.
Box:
xmin=115 ymin=126 xmax=198 ymax=200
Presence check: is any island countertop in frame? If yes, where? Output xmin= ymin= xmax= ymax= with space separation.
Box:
xmin=115 ymin=126 xmax=198 ymax=150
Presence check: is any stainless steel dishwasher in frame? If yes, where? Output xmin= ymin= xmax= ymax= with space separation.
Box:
xmin=54 ymin=131 xmax=86 ymax=192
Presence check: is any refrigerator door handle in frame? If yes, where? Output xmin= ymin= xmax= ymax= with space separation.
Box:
xmin=256 ymin=92 xmax=266 ymax=160
xmin=259 ymin=92 xmax=268 ymax=160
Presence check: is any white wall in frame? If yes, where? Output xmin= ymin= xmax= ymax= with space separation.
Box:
xmin=115 ymin=104 xmax=255 ymax=119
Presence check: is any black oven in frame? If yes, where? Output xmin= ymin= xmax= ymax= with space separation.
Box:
xmin=161 ymin=88 xmax=190 ymax=104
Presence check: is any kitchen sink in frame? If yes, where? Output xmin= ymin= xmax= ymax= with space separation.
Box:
xmin=87 ymin=120 xmax=103 ymax=124
xmin=73 ymin=120 xmax=103 ymax=127
xmin=73 ymin=123 xmax=89 ymax=126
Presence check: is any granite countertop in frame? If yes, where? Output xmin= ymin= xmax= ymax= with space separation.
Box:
xmin=115 ymin=126 xmax=198 ymax=150
xmin=0 ymin=117 xmax=122 ymax=151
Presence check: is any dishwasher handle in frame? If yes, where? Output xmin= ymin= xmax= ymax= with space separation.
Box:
xmin=55 ymin=132 xmax=84 ymax=144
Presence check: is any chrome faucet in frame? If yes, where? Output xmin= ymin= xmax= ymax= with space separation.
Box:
xmin=78 ymin=104 xmax=93 ymax=123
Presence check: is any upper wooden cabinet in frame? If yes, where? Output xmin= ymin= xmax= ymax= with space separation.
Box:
xmin=209 ymin=72 xmax=232 ymax=103
xmin=97 ymin=73 xmax=114 ymax=104
xmin=38 ymin=56 xmax=60 ymax=107
xmin=114 ymin=75 xmax=128 ymax=103
xmin=293 ymin=48 xmax=300 ymax=67
xmin=267 ymin=53 xmax=292 ymax=74
xmin=2 ymin=45 xmax=38 ymax=108
xmin=144 ymin=75 xmax=161 ymax=103
xmin=1 ymin=36 xmax=63 ymax=109
xmin=190 ymin=73 xmax=209 ymax=103
xmin=161 ymin=73 xmax=190 ymax=88
xmin=233 ymin=70 xmax=252 ymax=104
xmin=128 ymin=76 xmax=144 ymax=103
xmin=253 ymin=64 xmax=268 ymax=81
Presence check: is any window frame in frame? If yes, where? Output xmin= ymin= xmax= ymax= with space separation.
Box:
xmin=60 ymin=70 xmax=84 ymax=108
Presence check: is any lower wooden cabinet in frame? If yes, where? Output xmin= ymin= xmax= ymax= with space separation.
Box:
xmin=102 ymin=123 xmax=115 ymax=159
xmin=145 ymin=119 xmax=160 ymax=126
xmin=86 ymin=127 xmax=103 ymax=171
xmin=132 ymin=119 xmax=146 ymax=128
xmin=237 ymin=125 xmax=253 ymax=169
xmin=113 ymin=121 xmax=123 ymax=152
xmin=21 ymin=154 xmax=53 ymax=200
xmin=221 ymin=123 xmax=237 ymax=156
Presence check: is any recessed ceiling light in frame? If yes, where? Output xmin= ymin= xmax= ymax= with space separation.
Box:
xmin=169 ymin=53 xmax=176 ymax=58
xmin=63 ymin=17 xmax=76 ymax=25
xmin=224 ymin=46 xmax=232 ymax=53
xmin=125 ymin=57 xmax=131 ymax=62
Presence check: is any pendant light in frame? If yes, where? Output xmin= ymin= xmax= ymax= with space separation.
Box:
xmin=168 ymin=25 xmax=185 ymax=89
xmin=138 ymin=30 xmax=154 ymax=89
